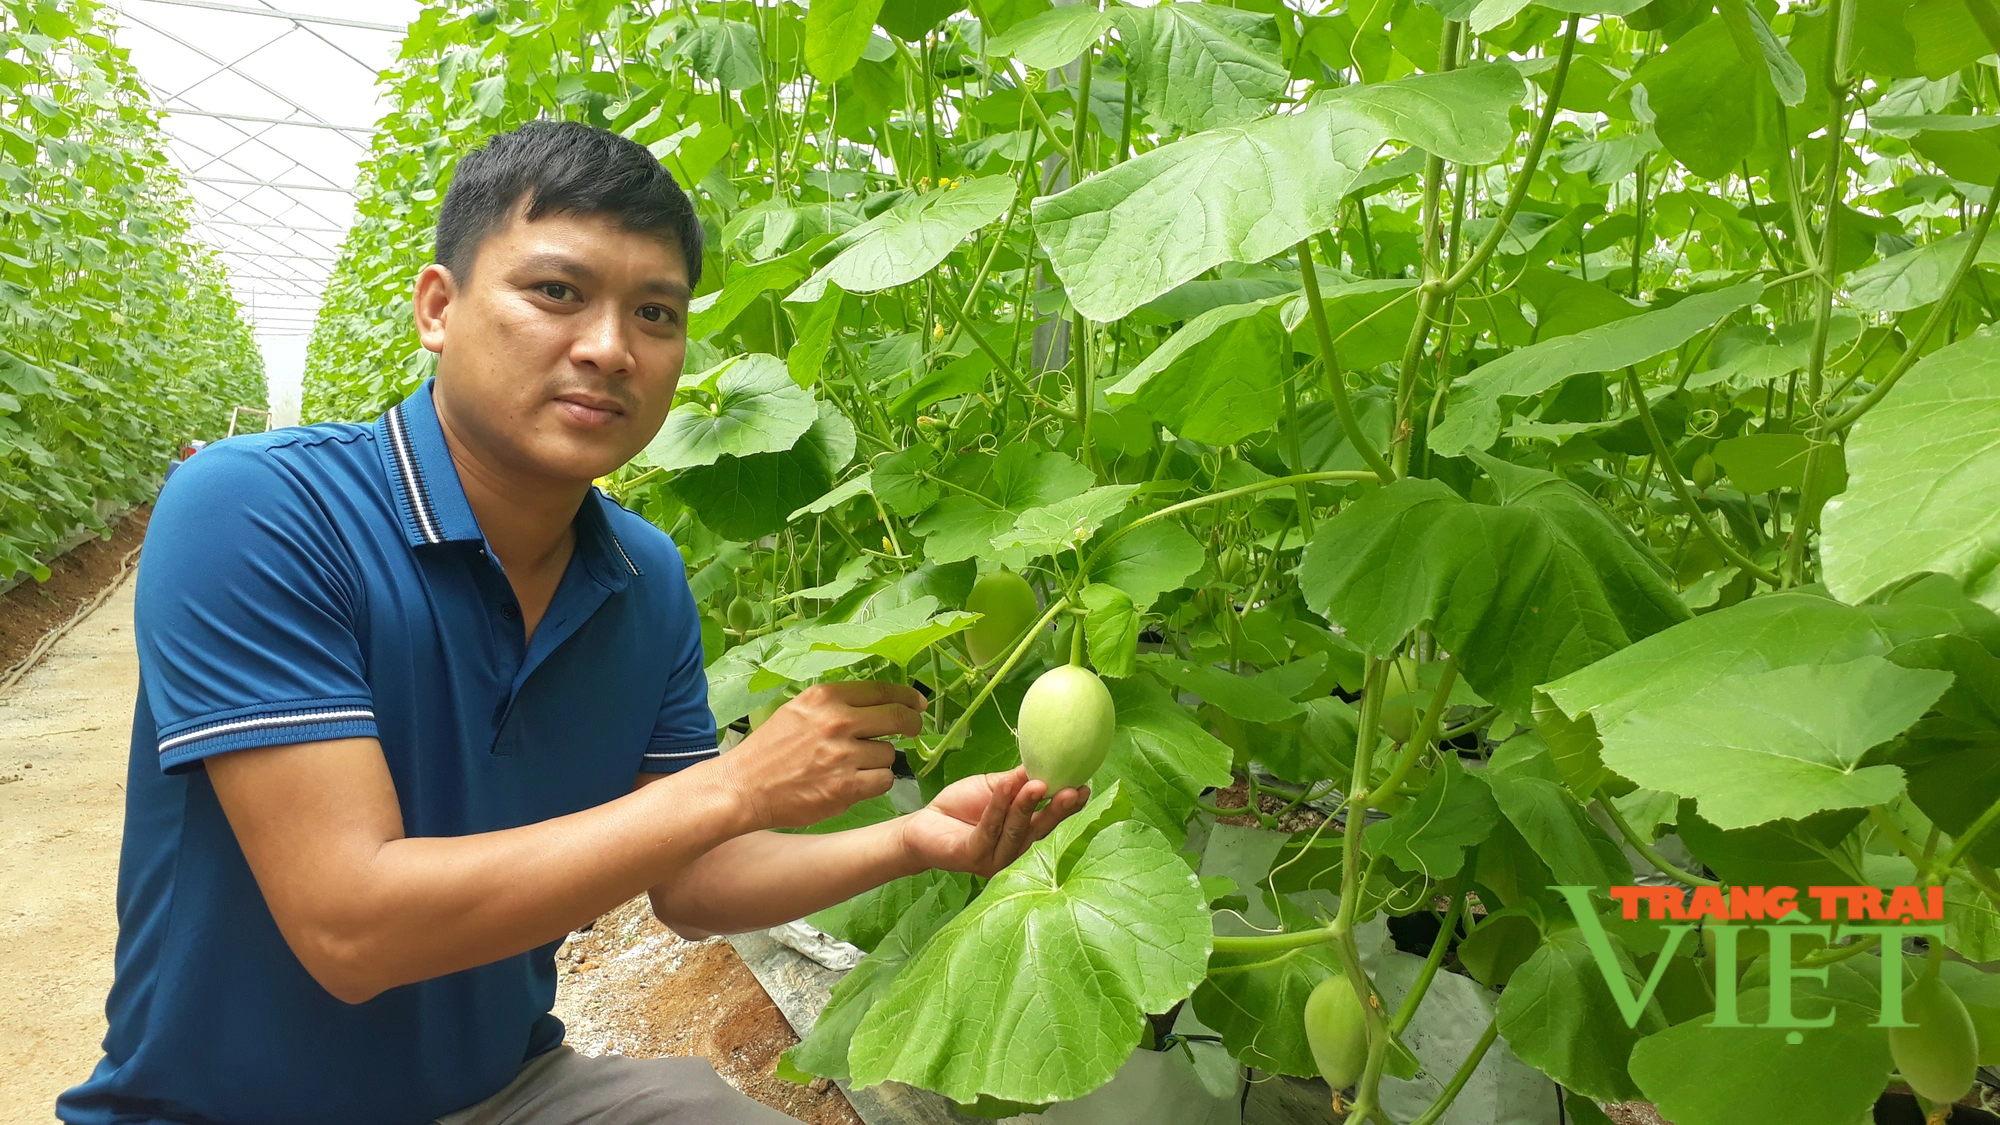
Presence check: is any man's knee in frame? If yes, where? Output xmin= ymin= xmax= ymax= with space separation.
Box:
xmin=609 ymin=1056 xmax=801 ymax=1124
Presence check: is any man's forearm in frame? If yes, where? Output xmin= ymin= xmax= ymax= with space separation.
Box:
xmin=648 ymin=818 xmax=923 ymax=939
xmin=210 ymin=738 xmax=759 ymax=1004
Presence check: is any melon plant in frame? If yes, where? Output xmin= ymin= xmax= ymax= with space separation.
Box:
xmin=0 ymin=0 xmax=265 ymax=581
xmin=302 ymin=0 xmax=2000 ymax=1120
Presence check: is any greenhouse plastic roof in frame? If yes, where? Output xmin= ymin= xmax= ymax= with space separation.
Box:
xmin=108 ymin=0 xmax=418 ymax=341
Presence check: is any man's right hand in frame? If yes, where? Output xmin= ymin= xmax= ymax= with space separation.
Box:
xmin=711 ymin=681 xmax=928 ymax=830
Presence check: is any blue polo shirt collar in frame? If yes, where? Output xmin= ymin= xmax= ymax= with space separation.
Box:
xmin=377 ymin=379 xmax=643 ymax=590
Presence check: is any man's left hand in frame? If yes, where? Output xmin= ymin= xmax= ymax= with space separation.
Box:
xmin=899 ymin=768 xmax=1089 ymax=879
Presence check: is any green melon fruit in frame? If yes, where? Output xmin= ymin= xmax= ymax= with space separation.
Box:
xmin=727 ymin=596 xmax=756 ymax=632
xmin=1890 ymin=969 xmax=1979 ymax=1105
xmin=1303 ymin=975 xmax=1371 ymax=1091
xmin=1379 ymin=692 xmax=1424 ymax=744
xmin=1017 ymin=664 xmax=1116 ymax=791
xmin=1937 ymin=962 xmax=2000 ymax=1065
xmin=1691 ymin=453 xmax=1717 ymax=491
xmin=1218 ymin=546 xmax=1247 ymax=585
xmin=1384 ymin=656 xmax=1422 ymax=698
xmin=965 ymin=570 xmax=1039 ymax=667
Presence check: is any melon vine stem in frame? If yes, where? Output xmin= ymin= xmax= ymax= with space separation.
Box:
xmin=914 ymin=595 xmax=1072 ymax=776
xmin=1595 ymin=798 xmax=1721 ymax=888
xmin=1821 ymin=167 xmax=2000 ymax=432
xmin=1081 ymin=470 xmax=1379 ymax=571
xmin=1406 ymin=1019 xmax=1499 ymax=1125
xmin=1623 ymin=366 xmax=1782 ymax=586
xmin=1295 ymin=248 xmax=1397 ymax=485
xmin=1370 ymin=657 xmax=1459 ymax=806
xmin=1438 ymin=14 xmax=1578 ymax=295
xmin=1938 ymin=791 xmax=2000 ymax=879
xmin=1210 ymin=922 xmax=1346 ymax=956
xmin=1390 ymin=879 xmax=1465 ymax=1037
xmin=1338 ymin=658 xmax=1397 ymax=1125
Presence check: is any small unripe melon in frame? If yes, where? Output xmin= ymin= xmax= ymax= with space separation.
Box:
xmin=965 ymin=570 xmax=1039 ymax=667
xmin=1017 ymin=664 xmax=1116 ymax=791
xmin=1890 ymin=970 xmax=1979 ymax=1106
xmin=1303 ymin=975 xmax=1371 ymax=1091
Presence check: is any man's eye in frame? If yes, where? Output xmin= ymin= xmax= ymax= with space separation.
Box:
xmin=638 ymin=305 xmax=676 ymax=324
xmin=538 ymin=283 xmax=575 ymax=301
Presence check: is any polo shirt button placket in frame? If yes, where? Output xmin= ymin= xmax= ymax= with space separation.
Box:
xmin=501 ymin=603 xmax=520 ymax=621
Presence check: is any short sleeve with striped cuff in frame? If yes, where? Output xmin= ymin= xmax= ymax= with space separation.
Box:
xmin=137 ymin=440 xmax=378 ymax=774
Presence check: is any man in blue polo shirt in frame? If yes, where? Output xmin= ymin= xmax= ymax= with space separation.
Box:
xmin=58 ymin=120 xmax=1087 ymax=1125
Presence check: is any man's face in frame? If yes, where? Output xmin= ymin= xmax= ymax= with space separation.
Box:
xmin=415 ymin=201 xmax=691 ymax=486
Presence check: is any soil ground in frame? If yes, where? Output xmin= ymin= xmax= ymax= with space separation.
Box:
xmin=0 ymin=508 xmax=149 ymax=683
xmin=0 ymin=550 xmax=856 ymax=1125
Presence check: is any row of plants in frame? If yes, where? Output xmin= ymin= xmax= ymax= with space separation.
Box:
xmin=305 ymin=0 xmax=2000 ymax=1120
xmin=0 ymin=0 xmax=266 ymax=582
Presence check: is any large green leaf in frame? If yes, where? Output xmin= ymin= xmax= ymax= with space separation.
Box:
xmin=1319 ymin=62 xmax=1527 ymax=166
xmin=1110 ymin=3 xmax=1287 ymax=132
xmin=791 ymin=176 xmax=1014 ymax=302
xmin=1430 ymin=281 xmax=1763 ymax=456
xmin=1842 ymin=231 xmax=2000 ymax=313
xmin=1031 ymin=103 xmax=1378 ymax=323
xmin=1372 ymin=754 xmax=1502 ymax=880
xmin=1537 ymin=580 xmax=1995 ymax=808
xmin=984 ymin=4 xmax=1113 ymax=69
xmin=756 ymin=597 xmax=980 ymax=684
xmin=1098 ymin=676 xmax=1236 ymax=842
xmin=1297 ymin=460 xmax=1689 ymax=716
xmin=1822 ymin=332 xmax=2000 ymax=611
xmin=1138 ymin=654 xmax=1311 ymax=724
xmin=1032 ymin=65 xmax=1523 ymax=322
xmin=1628 ymin=964 xmax=1893 ymax=1125
xmin=1635 ymin=18 xmax=1761 ymax=179
xmin=676 ymin=20 xmax=765 ymax=89
xmin=642 ymin=353 xmax=818 ymax=472
xmin=1481 ymin=738 xmax=1634 ymax=890
xmin=803 ymin=0 xmax=888 ymax=81
xmin=687 ymin=254 xmax=812 ymax=340
xmin=806 ymin=868 xmax=972 ymax=956
xmin=1284 ymin=279 xmax=1423 ymax=369
xmin=1496 ymin=923 xmax=1664 ymax=1103
xmin=911 ymin=497 xmax=1025 ymax=565
xmin=1595 ymin=656 xmax=1948 ymax=829
xmin=668 ymin=403 xmax=853 ymax=539
xmin=994 ymin=484 xmax=1141 ymax=557
xmin=1104 ymin=298 xmax=1287 ymax=446
xmin=786 ymin=879 xmax=966 ymax=1081
xmin=847 ymin=787 xmax=1212 ymax=1104
xmin=1086 ymin=519 xmax=1206 ymax=610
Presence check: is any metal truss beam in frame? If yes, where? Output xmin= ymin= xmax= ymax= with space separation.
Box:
xmin=162 ymin=108 xmax=377 ymax=133
xmin=193 ymin=175 xmax=354 ymax=193
xmin=125 ymin=0 xmax=403 ymax=33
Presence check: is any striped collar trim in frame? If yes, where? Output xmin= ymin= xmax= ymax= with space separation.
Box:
xmin=384 ymin=401 xmax=445 ymax=545
xmin=376 ymin=380 xmax=481 ymax=548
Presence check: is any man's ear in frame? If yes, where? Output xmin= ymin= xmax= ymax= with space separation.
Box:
xmin=413 ymin=263 xmax=457 ymax=354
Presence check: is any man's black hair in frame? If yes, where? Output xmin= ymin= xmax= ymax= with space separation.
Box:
xmin=434 ymin=119 xmax=704 ymax=288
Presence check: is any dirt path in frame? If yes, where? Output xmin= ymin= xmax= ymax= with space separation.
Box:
xmin=0 ymin=575 xmax=136 ymax=1123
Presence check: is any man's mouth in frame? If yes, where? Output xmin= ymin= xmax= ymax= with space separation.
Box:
xmin=553 ymin=394 xmax=625 ymax=426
